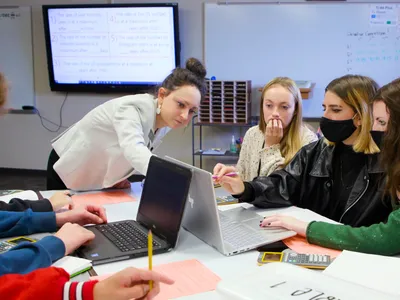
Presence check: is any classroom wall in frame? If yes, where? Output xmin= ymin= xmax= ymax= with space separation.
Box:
xmin=0 ymin=0 xmax=388 ymax=171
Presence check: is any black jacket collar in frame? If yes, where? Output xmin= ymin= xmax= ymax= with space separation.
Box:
xmin=310 ymin=141 xmax=383 ymax=177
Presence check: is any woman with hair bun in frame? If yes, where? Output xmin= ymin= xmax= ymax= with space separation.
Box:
xmin=47 ymin=58 xmax=207 ymax=191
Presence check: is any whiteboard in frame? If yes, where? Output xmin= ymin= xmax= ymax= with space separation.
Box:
xmin=205 ymin=3 xmax=400 ymax=119
xmin=0 ymin=6 xmax=34 ymax=109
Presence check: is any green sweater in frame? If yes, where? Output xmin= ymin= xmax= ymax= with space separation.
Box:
xmin=307 ymin=207 xmax=400 ymax=256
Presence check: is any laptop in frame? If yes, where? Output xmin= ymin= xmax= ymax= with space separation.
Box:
xmin=165 ymin=156 xmax=296 ymax=256
xmin=77 ymin=156 xmax=192 ymax=265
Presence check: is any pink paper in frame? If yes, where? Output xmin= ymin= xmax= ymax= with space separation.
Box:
xmin=90 ymin=259 xmax=221 ymax=299
xmin=90 ymin=274 xmax=111 ymax=281
xmin=283 ymin=236 xmax=342 ymax=258
xmin=72 ymin=191 xmax=136 ymax=206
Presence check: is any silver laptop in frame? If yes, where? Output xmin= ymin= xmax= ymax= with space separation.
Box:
xmin=165 ymin=156 xmax=296 ymax=256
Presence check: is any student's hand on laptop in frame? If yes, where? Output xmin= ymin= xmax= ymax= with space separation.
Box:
xmin=67 ymin=204 xmax=108 ymax=224
xmin=218 ymin=174 xmax=245 ymax=196
xmin=54 ymin=223 xmax=95 ymax=255
xmin=213 ymin=163 xmax=236 ymax=182
xmin=55 ymin=206 xmax=106 ymax=227
xmin=49 ymin=191 xmax=72 ymax=211
xmin=93 ymin=267 xmax=174 ymax=300
xmin=112 ymin=179 xmax=131 ymax=189
xmin=260 ymin=215 xmax=308 ymax=236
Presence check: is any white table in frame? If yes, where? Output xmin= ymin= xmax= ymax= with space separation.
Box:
xmin=41 ymin=183 xmax=336 ymax=281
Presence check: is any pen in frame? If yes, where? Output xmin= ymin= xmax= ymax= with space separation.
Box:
xmin=148 ymin=229 xmax=153 ymax=291
xmin=212 ymin=172 xmax=238 ymax=179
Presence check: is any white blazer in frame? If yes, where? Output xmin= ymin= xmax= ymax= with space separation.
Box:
xmin=52 ymin=93 xmax=170 ymax=191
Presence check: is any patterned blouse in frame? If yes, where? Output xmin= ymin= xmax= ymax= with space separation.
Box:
xmin=236 ymin=125 xmax=318 ymax=181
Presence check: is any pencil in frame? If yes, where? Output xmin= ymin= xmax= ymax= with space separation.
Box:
xmin=211 ymin=171 xmax=238 ymax=179
xmin=148 ymin=229 xmax=153 ymax=290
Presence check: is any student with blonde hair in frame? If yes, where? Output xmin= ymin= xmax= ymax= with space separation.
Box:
xmin=214 ymin=77 xmax=317 ymax=181
xmin=215 ymin=75 xmax=391 ymax=227
xmin=261 ymin=78 xmax=400 ymax=256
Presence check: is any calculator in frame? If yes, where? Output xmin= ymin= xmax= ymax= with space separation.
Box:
xmin=0 ymin=241 xmax=16 ymax=253
xmin=257 ymin=249 xmax=332 ymax=269
xmin=216 ymin=195 xmax=238 ymax=206
xmin=0 ymin=236 xmax=37 ymax=254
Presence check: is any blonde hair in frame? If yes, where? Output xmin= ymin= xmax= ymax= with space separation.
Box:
xmin=0 ymin=73 xmax=7 ymax=110
xmin=259 ymin=77 xmax=304 ymax=166
xmin=324 ymin=75 xmax=379 ymax=154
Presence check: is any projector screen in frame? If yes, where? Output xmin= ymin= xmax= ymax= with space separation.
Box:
xmin=42 ymin=3 xmax=180 ymax=93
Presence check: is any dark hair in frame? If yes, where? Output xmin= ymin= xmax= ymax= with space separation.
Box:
xmin=374 ymin=78 xmax=400 ymax=203
xmin=159 ymin=57 xmax=207 ymax=99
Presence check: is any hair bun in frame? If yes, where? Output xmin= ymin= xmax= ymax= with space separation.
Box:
xmin=185 ymin=58 xmax=207 ymax=79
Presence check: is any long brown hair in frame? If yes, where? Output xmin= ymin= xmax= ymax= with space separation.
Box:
xmin=374 ymin=78 xmax=400 ymax=202
xmin=324 ymin=75 xmax=380 ymax=154
xmin=258 ymin=77 xmax=303 ymax=166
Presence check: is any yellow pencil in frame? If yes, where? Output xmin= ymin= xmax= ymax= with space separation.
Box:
xmin=148 ymin=229 xmax=153 ymax=290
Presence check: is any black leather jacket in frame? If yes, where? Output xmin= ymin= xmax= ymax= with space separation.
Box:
xmin=239 ymin=139 xmax=392 ymax=227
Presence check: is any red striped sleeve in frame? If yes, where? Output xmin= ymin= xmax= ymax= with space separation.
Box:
xmin=63 ymin=280 xmax=98 ymax=300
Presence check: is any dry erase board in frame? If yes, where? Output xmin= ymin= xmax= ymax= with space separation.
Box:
xmin=0 ymin=6 xmax=34 ymax=109
xmin=205 ymin=3 xmax=400 ymax=119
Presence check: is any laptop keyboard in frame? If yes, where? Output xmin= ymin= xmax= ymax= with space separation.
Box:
xmin=219 ymin=213 xmax=268 ymax=250
xmin=97 ymin=222 xmax=160 ymax=252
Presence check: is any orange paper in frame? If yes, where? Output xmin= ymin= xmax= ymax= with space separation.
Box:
xmin=283 ymin=236 xmax=342 ymax=258
xmin=90 ymin=259 xmax=221 ymax=299
xmin=72 ymin=191 xmax=136 ymax=206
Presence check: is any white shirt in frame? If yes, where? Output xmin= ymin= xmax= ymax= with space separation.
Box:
xmin=52 ymin=93 xmax=170 ymax=191
xmin=236 ymin=125 xmax=318 ymax=181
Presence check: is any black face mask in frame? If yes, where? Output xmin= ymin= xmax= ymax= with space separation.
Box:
xmin=319 ymin=117 xmax=357 ymax=143
xmin=370 ymin=130 xmax=385 ymax=147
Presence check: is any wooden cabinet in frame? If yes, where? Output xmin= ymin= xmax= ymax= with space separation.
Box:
xmin=198 ymin=80 xmax=252 ymax=124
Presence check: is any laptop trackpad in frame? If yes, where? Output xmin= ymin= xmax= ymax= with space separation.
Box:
xmin=221 ymin=207 xmax=287 ymax=233
xmin=221 ymin=207 xmax=261 ymax=223
xmin=78 ymin=226 xmax=122 ymax=260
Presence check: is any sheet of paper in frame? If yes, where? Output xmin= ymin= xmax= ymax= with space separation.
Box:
xmin=71 ymin=191 xmax=136 ymax=206
xmin=0 ymin=190 xmax=38 ymax=203
xmin=153 ymin=259 xmax=221 ymax=299
xmin=175 ymin=291 xmax=222 ymax=300
xmin=323 ymin=250 xmax=400 ymax=296
xmin=214 ymin=262 xmax=398 ymax=300
xmin=90 ymin=274 xmax=111 ymax=281
xmin=283 ymin=236 xmax=342 ymax=258
xmin=90 ymin=259 xmax=221 ymax=299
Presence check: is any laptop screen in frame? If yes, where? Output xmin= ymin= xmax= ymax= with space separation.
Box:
xmin=136 ymin=156 xmax=192 ymax=247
